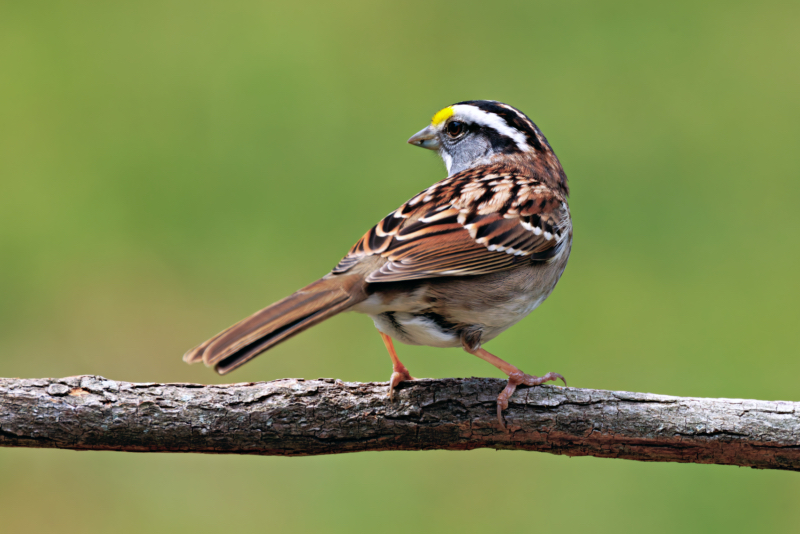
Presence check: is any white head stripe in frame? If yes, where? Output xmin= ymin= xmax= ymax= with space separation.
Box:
xmin=496 ymin=102 xmax=537 ymax=132
xmin=449 ymin=105 xmax=530 ymax=152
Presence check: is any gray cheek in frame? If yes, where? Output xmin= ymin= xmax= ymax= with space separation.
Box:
xmin=447 ymin=136 xmax=494 ymax=175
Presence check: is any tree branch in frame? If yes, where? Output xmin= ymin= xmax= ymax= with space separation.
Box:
xmin=1 ymin=375 xmax=798 ymax=470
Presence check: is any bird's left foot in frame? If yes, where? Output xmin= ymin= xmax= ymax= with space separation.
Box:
xmin=496 ymin=371 xmax=566 ymax=428
xmin=388 ymin=366 xmax=415 ymax=401
xmin=380 ymin=332 xmax=416 ymax=400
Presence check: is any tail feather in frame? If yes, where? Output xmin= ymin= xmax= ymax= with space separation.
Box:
xmin=183 ymin=273 xmax=366 ymax=375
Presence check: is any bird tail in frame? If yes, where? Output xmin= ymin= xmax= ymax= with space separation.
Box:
xmin=183 ymin=273 xmax=366 ymax=375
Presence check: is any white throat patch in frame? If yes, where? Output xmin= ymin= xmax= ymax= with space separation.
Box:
xmin=441 ymin=151 xmax=454 ymax=174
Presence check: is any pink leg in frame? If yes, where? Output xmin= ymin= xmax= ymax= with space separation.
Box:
xmin=465 ymin=346 xmax=566 ymax=429
xmin=380 ymin=332 xmax=415 ymax=400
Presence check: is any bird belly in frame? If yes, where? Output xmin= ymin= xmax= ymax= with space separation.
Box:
xmin=349 ymin=248 xmax=570 ymax=349
xmin=368 ymin=312 xmax=461 ymax=348
xmin=464 ymin=292 xmax=547 ymax=344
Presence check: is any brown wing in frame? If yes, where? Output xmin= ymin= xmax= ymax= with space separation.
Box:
xmin=333 ymin=165 xmax=571 ymax=283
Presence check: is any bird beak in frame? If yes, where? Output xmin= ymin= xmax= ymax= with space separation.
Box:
xmin=407 ymin=125 xmax=440 ymax=150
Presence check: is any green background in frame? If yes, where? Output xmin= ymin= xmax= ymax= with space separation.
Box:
xmin=2 ymin=1 xmax=799 ymax=532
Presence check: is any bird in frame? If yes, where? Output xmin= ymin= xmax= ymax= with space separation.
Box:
xmin=184 ymin=100 xmax=572 ymax=428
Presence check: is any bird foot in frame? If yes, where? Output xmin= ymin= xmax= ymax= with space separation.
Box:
xmin=387 ymin=368 xmax=415 ymax=401
xmin=496 ymin=371 xmax=566 ymax=430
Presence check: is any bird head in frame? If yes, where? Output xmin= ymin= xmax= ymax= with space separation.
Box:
xmin=407 ymin=100 xmax=567 ymax=193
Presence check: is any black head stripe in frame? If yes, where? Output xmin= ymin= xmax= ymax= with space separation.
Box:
xmin=486 ymin=127 xmax=520 ymax=154
xmin=455 ymin=100 xmax=548 ymax=153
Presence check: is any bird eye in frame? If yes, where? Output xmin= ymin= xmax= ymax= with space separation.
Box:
xmin=446 ymin=121 xmax=465 ymax=138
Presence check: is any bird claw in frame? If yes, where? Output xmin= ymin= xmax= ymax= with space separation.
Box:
xmin=496 ymin=370 xmax=566 ymax=430
xmin=521 ymin=371 xmax=566 ymax=388
xmin=387 ymin=370 xmax=414 ymax=400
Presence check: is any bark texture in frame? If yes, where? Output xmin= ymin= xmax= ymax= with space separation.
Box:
xmin=1 ymin=375 xmax=798 ymax=470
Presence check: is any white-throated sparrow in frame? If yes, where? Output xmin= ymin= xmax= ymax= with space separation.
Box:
xmin=184 ymin=100 xmax=572 ymax=427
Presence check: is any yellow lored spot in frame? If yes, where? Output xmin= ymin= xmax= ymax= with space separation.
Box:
xmin=431 ymin=106 xmax=454 ymax=126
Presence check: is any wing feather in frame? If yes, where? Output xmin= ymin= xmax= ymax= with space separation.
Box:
xmin=332 ymin=165 xmax=571 ymax=283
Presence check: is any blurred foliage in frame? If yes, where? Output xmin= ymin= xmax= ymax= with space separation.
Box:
xmin=1 ymin=0 xmax=799 ymax=532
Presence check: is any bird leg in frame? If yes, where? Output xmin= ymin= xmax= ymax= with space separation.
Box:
xmin=380 ymin=332 xmax=415 ymax=400
xmin=465 ymin=346 xmax=566 ymax=429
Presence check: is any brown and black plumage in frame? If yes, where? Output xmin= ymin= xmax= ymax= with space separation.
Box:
xmin=184 ymin=100 xmax=573 ymax=427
